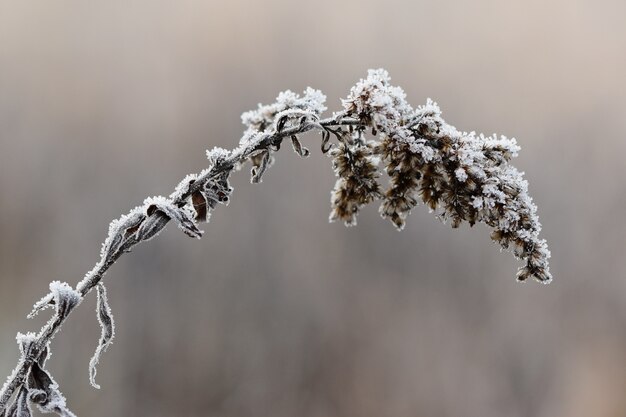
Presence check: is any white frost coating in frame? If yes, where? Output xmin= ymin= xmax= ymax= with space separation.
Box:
xmin=29 ymin=282 xmax=81 ymax=320
xmin=169 ymin=173 xmax=199 ymax=201
xmin=76 ymin=264 xmax=103 ymax=299
xmin=16 ymin=333 xmax=37 ymax=357
xmin=89 ymin=283 xmax=115 ymax=389
xmin=28 ymin=294 xmax=54 ymax=319
xmin=241 ymin=87 xmax=327 ymax=134
xmin=239 ymin=130 xmax=261 ymax=145
xmin=16 ymin=386 xmax=32 ymax=417
xmin=197 ymin=168 xmax=212 ymax=181
xmin=302 ymin=87 xmax=327 ymax=115
xmin=30 ymin=367 xmax=76 ymax=417
xmin=50 ymin=281 xmax=81 ymax=320
xmin=100 ymin=206 xmax=145 ymax=261
xmin=415 ymin=98 xmax=441 ymax=117
xmin=342 ymin=69 xmax=413 ymax=140
xmin=455 ymin=167 xmax=468 ymax=182
xmin=273 ymin=108 xmax=319 ymax=132
xmin=206 ymin=147 xmax=231 ymax=164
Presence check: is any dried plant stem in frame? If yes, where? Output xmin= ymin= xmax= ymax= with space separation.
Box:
xmin=0 ymin=69 xmax=552 ymax=416
xmin=0 ymin=115 xmax=356 ymax=413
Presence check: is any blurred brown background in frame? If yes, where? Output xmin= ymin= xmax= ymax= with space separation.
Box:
xmin=1 ymin=1 xmax=625 ymax=416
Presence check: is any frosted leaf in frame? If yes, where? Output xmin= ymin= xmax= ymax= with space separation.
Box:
xmin=202 ymin=174 xmax=233 ymax=208
xmin=29 ymin=282 xmax=80 ymax=321
xmin=239 ymin=130 xmax=261 ymax=146
xmin=15 ymin=387 xmax=31 ymax=417
xmin=100 ymin=208 xmax=145 ymax=263
xmin=26 ymin=390 xmax=45 ymax=406
xmin=49 ymin=282 xmax=81 ymax=320
xmin=3 ymin=396 xmax=16 ymax=416
xmin=142 ymin=196 xmax=203 ymax=239
xmin=169 ymin=174 xmax=198 ymax=201
xmin=250 ymin=150 xmax=273 ymax=184
xmin=27 ymin=294 xmax=53 ymax=319
xmin=16 ymin=333 xmax=37 ymax=357
xmin=274 ymin=108 xmax=319 ymax=133
xmin=4 ymin=386 xmax=31 ymax=417
xmin=88 ymin=283 xmax=115 ymax=390
xmin=15 ymin=333 xmax=49 ymax=370
xmin=27 ymin=363 xmax=76 ymax=417
xmin=290 ymin=135 xmax=310 ymax=158
xmin=241 ymin=87 xmax=327 ymax=134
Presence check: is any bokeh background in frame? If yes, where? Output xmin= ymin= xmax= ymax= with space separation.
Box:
xmin=1 ymin=1 xmax=625 ymax=416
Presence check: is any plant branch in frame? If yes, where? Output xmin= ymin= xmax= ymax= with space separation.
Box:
xmin=0 ymin=115 xmax=356 ymax=413
xmin=0 ymin=69 xmax=552 ymax=416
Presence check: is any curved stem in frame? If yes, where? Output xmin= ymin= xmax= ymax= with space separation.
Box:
xmin=0 ymin=115 xmax=360 ymax=413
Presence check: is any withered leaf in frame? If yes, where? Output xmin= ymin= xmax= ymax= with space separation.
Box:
xmin=28 ymin=362 xmax=76 ymax=417
xmin=89 ymin=283 xmax=115 ymax=389
xmin=140 ymin=197 xmax=203 ymax=239
xmin=250 ymin=151 xmax=271 ymax=184
xmin=290 ymin=135 xmax=310 ymax=158
xmin=321 ymin=130 xmax=332 ymax=153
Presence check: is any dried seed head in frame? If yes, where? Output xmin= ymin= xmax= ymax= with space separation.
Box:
xmin=328 ymin=141 xmax=382 ymax=227
xmin=338 ymin=69 xmax=551 ymax=282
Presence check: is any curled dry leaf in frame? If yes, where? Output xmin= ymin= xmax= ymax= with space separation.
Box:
xmin=89 ymin=283 xmax=115 ymax=389
xmin=290 ymin=135 xmax=310 ymax=158
xmin=49 ymin=282 xmax=81 ymax=321
xmin=141 ymin=196 xmax=203 ymax=240
xmin=27 ymin=363 xmax=76 ymax=417
xmin=250 ymin=150 xmax=273 ymax=184
xmin=101 ymin=211 xmax=145 ymax=263
xmin=28 ymin=283 xmax=80 ymax=321
xmin=145 ymin=197 xmax=203 ymax=239
xmin=321 ymin=130 xmax=332 ymax=153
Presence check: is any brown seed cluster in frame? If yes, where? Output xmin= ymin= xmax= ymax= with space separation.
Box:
xmin=329 ymin=136 xmax=382 ymax=226
xmin=333 ymin=69 xmax=551 ymax=282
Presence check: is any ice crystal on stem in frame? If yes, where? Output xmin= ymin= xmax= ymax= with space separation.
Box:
xmin=0 ymin=68 xmax=551 ymax=417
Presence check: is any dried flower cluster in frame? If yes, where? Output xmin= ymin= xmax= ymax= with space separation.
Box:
xmin=0 ymin=69 xmax=551 ymax=416
xmin=331 ymin=69 xmax=551 ymax=282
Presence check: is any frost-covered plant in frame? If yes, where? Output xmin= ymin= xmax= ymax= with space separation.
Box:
xmin=0 ymin=69 xmax=551 ymax=416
